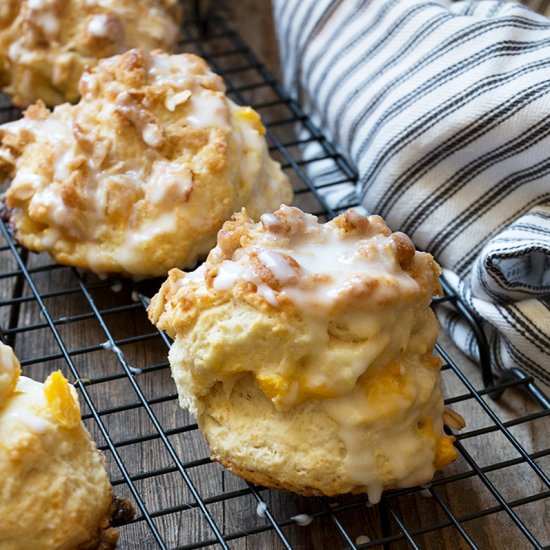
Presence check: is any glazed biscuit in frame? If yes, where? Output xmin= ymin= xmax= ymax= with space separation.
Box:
xmin=0 ymin=49 xmax=292 ymax=277
xmin=149 ymin=206 xmax=463 ymax=501
xmin=0 ymin=0 xmax=182 ymax=106
xmin=0 ymin=343 xmax=125 ymax=549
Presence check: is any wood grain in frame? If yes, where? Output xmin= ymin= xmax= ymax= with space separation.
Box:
xmin=2 ymin=242 xmax=547 ymax=548
xmin=0 ymin=2 xmax=548 ymax=549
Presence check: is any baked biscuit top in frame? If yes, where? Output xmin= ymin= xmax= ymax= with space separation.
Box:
xmin=149 ymin=207 xmax=460 ymax=502
xmin=0 ymin=0 xmax=182 ymax=106
xmin=0 ymin=49 xmax=292 ymax=277
xmin=150 ymin=206 xmax=442 ymax=409
xmin=0 ymin=343 xmax=116 ymax=549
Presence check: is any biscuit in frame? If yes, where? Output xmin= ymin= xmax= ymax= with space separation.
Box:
xmin=0 ymin=49 xmax=292 ymax=277
xmin=0 ymin=343 xmax=122 ymax=549
xmin=149 ymin=206 xmax=462 ymax=501
xmin=0 ymin=0 xmax=182 ymax=106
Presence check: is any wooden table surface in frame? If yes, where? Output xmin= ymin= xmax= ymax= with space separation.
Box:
xmin=0 ymin=2 xmax=549 ymax=549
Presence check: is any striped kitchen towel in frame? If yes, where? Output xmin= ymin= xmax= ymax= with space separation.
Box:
xmin=272 ymin=0 xmax=550 ymax=390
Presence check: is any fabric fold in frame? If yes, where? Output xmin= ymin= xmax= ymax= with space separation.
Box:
xmin=273 ymin=0 xmax=550 ymax=390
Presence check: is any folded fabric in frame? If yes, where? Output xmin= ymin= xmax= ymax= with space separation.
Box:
xmin=273 ymin=0 xmax=550 ymax=390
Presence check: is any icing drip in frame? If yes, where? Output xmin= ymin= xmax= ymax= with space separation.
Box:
xmin=211 ymin=207 xmax=419 ymax=312
xmin=291 ymin=514 xmax=313 ymax=526
xmin=87 ymin=15 xmax=110 ymax=37
xmin=255 ymin=501 xmax=267 ymax=518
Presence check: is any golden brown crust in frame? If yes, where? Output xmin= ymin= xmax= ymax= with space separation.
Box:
xmin=82 ymin=497 xmax=135 ymax=550
xmin=390 ymin=231 xmax=416 ymax=266
xmin=150 ymin=207 xmax=461 ymax=500
xmin=0 ymin=50 xmax=292 ymax=277
xmin=0 ymin=344 xmax=120 ymax=550
xmin=149 ymin=206 xmax=442 ymax=336
xmin=0 ymin=0 xmax=182 ymax=106
xmin=92 ymin=530 xmax=119 ymax=550
xmin=213 ymin=456 xmax=372 ymax=497
xmin=214 ymin=456 xmax=429 ymax=497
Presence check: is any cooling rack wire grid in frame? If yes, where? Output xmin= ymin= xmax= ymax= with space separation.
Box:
xmin=0 ymin=7 xmax=548 ymax=550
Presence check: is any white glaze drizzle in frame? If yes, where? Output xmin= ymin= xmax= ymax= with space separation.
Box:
xmin=257 ymin=249 xmax=297 ymax=285
xmin=186 ymin=90 xmax=230 ymax=130
xmin=212 ymin=261 xmax=247 ymax=291
xmin=146 ymin=162 xmax=193 ymax=205
xmin=1 ymin=377 xmax=53 ymax=435
xmin=291 ymin=514 xmax=313 ymax=526
xmin=101 ymin=340 xmax=123 ymax=357
xmin=166 ymin=208 xmax=450 ymax=502
xmin=255 ymin=501 xmax=267 ymax=518
xmin=210 ymin=209 xmax=419 ymax=312
xmin=321 ymin=369 xmax=444 ymax=504
xmin=147 ymin=55 xmax=230 ymax=129
xmin=110 ymin=281 xmax=123 ymax=293
xmin=185 ymin=263 xmax=206 ymax=282
xmin=1 ymin=49 xmax=274 ymax=277
xmin=213 ymin=260 xmax=279 ymax=306
xmin=8 ymin=409 xmax=51 ymax=434
xmin=87 ymin=15 xmax=110 ymax=37
xmin=165 ymin=90 xmax=191 ymax=112
xmin=260 ymin=212 xmax=279 ymax=230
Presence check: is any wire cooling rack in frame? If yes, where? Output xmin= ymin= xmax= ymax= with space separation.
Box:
xmin=0 ymin=9 xmax=549 ymax=550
